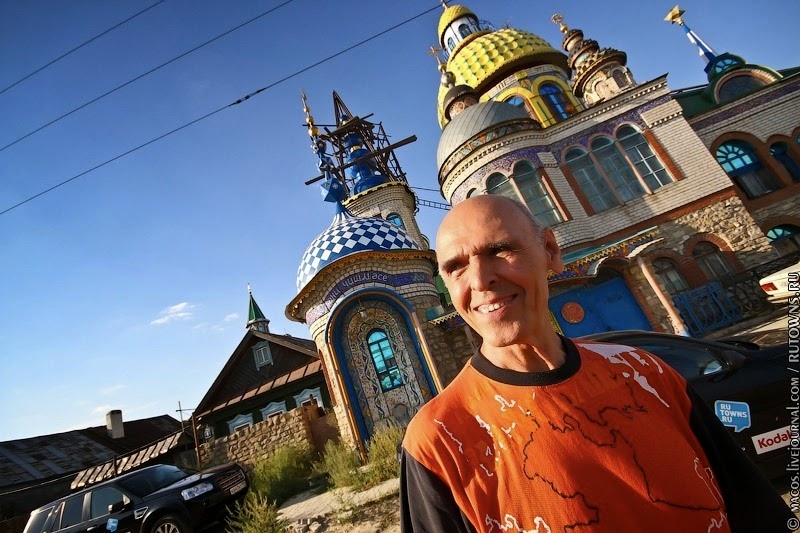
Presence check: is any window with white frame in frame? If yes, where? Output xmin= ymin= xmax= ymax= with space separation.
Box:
xmin=252 ymin=341 xmax=273 ymax=369
xmin=692 ymin=241 xmax=733 ymax=280
xmin=260 ymin=401 xmax=287 ymax=421
xmin=293 ymin=387 xmax=322 ymax=408
xmin=486 ymin=162 xmax=563 ymax=227
xmin=616 ymin=125 xmax=674 ymax=192
xmin=565 ymin=127 xmax=675 ymax=214
xmin=227 ymin=413 xmax=253 ymax=434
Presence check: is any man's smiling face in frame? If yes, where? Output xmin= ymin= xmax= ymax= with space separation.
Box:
xmin=436 ymin=196 xmax=563 ymax=352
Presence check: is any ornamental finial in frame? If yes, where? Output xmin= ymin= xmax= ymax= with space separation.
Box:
xmin=551 ymin=14 xmax=568 ymax=34
xmin=301 ymin=90 xmax=319 ymax=138
xmin=428 ymin=45 xmax=446 ymax=72
xmin=664 ymin=5 xmax=686 ymax=25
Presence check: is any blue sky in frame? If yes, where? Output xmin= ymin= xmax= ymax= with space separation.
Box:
xmin=1 ymin=0 xmax=797 ymax=441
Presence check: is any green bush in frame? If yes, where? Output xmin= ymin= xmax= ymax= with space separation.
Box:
xmin=321 ymin=438 xmax=365 ymax=489
xmin=249 ymin=444 xmax=316 ymax=505
xmin=365 ymin=422 xmax=404 ymax=485
xmin=226 ymin=494 xmax=287 ymax=533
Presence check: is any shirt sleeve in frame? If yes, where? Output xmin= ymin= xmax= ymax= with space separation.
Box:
xmin=399 ymin=447 xmax=474 ymax=533
xmin=685 ymin=384 xmax=795 ymax=531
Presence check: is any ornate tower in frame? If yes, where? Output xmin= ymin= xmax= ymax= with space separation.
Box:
xmin=553 ymin=14 xmax=636 ymax=106
xmin=286 ymin=93 xmax=472 ymax=453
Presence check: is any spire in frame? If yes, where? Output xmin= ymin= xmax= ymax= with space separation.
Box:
xmin=302 ymin=90 xmax=347 ymax=205
xmin=553 ymin=13 xmax=633 ymax=105
xmin=302 ymin=91 xmax=415 ymax=200
xmin=246 ymin=284 xmax=270 ymax=333
xmin=665 ymin=6 xmax=717 ymax=65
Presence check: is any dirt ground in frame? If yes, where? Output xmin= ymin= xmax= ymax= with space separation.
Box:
xmin=315 ymin=495 xmax=401 ymax=533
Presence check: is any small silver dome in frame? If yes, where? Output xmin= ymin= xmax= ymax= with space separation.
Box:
xmin=436 ymin=101 xmax=531 ymax=170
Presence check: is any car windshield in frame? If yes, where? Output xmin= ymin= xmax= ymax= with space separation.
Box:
xmin=23 ymin=506 xmax=53 ymax=533
xmin=117 ymin=465 xmax=193 ymax=497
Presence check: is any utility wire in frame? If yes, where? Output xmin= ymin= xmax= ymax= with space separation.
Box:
xmin=0 ymin=0 xmax=166 ymax=96
xmin=0 ymin=0 xmax=296 ymax=153
xmin=0 ymin=3 xmax=442 ymax=218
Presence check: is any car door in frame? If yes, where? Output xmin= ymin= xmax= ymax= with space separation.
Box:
xmin=49 ymin=494 xmax=88 ymax=533
xmin=81 ymin=485 xmax=138 ymax=533
xmin=623 ymin=334 xmax=791 ymax=476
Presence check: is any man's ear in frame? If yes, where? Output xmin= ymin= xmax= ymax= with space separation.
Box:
xmin=543 ymin=228 xmax=564 ymax=274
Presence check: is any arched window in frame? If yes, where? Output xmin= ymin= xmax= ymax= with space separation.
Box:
xmin=367 ymin=329 xmax=403 ymax=392
xmin=591 ymin=136 xmax=644 ymax=202
xmin=612 ymin=69 xmax=628 ymax=88
xmin=766 ymin=224 xmax=800 ymax=255
xmin=653 ymin=258 xmax=690 ymax=294
xmin=466 ymin=188 xmax=479 ymax=198
xmin=386 ymin=213 xmax=404 ymax=228
xmin=539 ymin=83 xmax=571 ymax=123
xmin=447 ymin=37 xmax=456 ymax=52
xmin=616 ymin=125 xmax=674 ymax=191
xmin=718 ymin=75 xmax=767 ymax=103
xmin=458 ymin=23 xmax=470 ymax=38
xmin=565 ymin=147 xmax=619 ymax=213
xmin=486 ymin=172 xmax=516 ymax=198
xmin=692 ymin=241 xmax=733 ymax=280
xmin=770 ymin=142 xmax=800 ymax=183
xmin=511 ymin=162 xmax=563 ymax=226
xmin=485 ymin=164 xmax=563 ymax=226
xmin=716 ymin=140 xmax=781 ymax=198
xmin=504 ymin=95 xmax=526 ymax=108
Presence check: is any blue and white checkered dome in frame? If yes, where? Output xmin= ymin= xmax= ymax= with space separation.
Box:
xmin=296 ymin=206 xmax=421 ymax=292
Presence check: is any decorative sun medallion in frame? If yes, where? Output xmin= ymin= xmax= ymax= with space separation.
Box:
xmin=561 ymin=301 xmax=585 ymax=324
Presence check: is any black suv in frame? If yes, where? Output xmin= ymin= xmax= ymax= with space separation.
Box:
xmin=23 ymin=463 xmax=247 ymax=533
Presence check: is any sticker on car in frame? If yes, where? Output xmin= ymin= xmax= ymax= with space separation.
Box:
xmin=751 ymin=426 xmax=792 ymax=454
xmin=714 ymin=400 xmax=751 ymax=432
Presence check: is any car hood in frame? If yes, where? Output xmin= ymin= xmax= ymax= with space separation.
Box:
xmin=143 ymin=464 xmax=238 ymax=500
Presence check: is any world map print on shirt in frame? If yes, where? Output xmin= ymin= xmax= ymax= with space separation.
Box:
xmin=403 ymin=339 xmax=729 ymax=533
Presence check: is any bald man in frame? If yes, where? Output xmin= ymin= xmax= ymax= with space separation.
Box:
xmin=400 ymin=195 xmax=791 ymax=532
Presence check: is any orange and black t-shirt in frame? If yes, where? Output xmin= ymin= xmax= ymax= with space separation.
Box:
xmin=401 ymin=338 xmax=787 ymax=532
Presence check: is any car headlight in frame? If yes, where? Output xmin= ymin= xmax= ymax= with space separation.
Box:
xmin=181 ymin=482 xmax=214 ymax=500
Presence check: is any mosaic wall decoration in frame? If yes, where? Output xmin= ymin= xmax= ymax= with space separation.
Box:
xmin=336 ymin=299 xmax=432 ymax=439
xmin=306 ymin=270 xmax=434 ymax=324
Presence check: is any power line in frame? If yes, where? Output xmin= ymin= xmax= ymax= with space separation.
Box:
xmin=0 ymin=0 xmax=297 ymax=153
xmin=0 ymin=3 xmax=443 ymax=218
xmin=0 ymin=0 xmax=166 ymax=96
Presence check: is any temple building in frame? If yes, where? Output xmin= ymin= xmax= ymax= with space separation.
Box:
xmin=284 ymin=4 xmax=799 ymax=451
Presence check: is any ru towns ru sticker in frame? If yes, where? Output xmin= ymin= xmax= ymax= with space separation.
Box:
xmin=714 ymin=400 xmax=751 ymax=432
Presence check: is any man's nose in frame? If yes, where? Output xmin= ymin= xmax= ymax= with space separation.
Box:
xmin=468 ymin=257 xmax=496 ymax=291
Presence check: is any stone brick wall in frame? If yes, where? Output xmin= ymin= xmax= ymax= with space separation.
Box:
xmin=199 ymin=406 xmax=338 ymax=471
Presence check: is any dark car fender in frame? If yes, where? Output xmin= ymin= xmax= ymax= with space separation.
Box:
xmin=139 ymin=503 xmax=193 ymax=533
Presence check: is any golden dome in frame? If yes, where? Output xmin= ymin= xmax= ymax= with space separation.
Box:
xmin=438 ymin=5 xmax=477 ymax=42
xmin=437 ymin=28 xmax=568 ymax=126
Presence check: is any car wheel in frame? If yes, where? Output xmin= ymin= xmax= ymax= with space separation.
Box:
xmin=150 ymin=514 xmax=192 ymax=533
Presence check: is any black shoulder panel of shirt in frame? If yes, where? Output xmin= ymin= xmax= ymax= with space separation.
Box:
xmin=469 ymin=335 xmax=581 ymax=386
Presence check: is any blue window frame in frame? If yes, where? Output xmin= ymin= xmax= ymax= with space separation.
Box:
xmin=539 ymin=83 xmax=571 ymax=123
xmin=716 ymin=140 xmax=781 ymax=198
xmin=770 ymin=142 xmax=800 ymax=183
xmin=387 ymin=213 xmax=405 ymax=228
xmin=766 ymin=224 xmax=800 ymax=255
xmin=367 ymin=329 xmax=403 ymax=392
